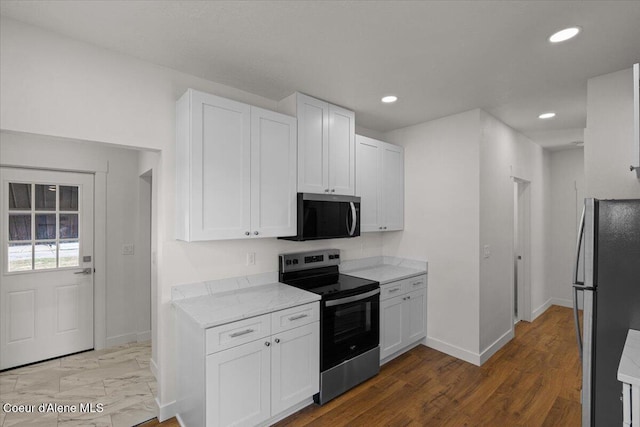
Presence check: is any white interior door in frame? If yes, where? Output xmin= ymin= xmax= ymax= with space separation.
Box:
xmin=1 ymin=167 xmax=94 ymax=370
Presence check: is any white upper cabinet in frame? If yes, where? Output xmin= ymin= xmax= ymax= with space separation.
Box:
xmin=280 ymin=93 xmax=355 ymax=195
xmin=355 ymin=135 xmax=404 ymax=232
xmin=176 ymin=89 xmax=297 ymax=241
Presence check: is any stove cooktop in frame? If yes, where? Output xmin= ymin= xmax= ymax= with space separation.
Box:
xmin=284 ymin=273 xmax=379 ymax=299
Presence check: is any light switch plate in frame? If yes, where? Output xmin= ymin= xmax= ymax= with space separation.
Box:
xmin=246 ymin=252 xmax=256 ymax=266
xmin=122 ymin=244 xmax=135 ymax=255
xmin=483 ymin=245 xmax=491 ymax=258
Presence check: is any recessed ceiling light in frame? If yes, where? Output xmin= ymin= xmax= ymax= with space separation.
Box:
xmin=548 ymin=27 xmax=581 ymax=43
xmin=538 ymin=112 xmax=556 ymax=119
xmin=381 ymin=95 xmax=398 ymax=103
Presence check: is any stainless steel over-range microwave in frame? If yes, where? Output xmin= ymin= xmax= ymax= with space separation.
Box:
xmin=280 ymin=193 xmax=360 ymax=241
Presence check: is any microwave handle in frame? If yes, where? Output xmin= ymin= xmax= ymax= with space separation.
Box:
xmin=348 ymin=202 xmax=357 ymax=236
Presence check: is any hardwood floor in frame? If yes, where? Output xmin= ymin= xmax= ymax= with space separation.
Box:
xmin=142 ymin=305 xmax=581 ymax=427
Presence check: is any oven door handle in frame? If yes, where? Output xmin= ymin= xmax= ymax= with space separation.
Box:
xmin=325 ymin=288 xmax=380 ymax=307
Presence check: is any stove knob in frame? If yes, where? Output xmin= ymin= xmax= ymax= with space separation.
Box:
xmin=292 ymin=259 xmax=299 ymax=265
xmin=285 ymin=260 xmax=292 ymax=265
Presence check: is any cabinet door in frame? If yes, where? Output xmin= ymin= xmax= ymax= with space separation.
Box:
xmin=382 ymin=143 xmax=404 ymax=231
xmin=271 ymin=323 xmax=319 ymax=415
xmin=380 ymin=295 xmax=404 ymax=360
xmin=404 ymin=288 xmax=427 ymax=344
xmin=250 ymin=107 xmax=297 ymax=238
xmin=297 ymin=93 xmax=329 ymax=194
xmin=356 ymin=135 xmax=382 ymax=232
xmin=328 ymin=105 xmax=355 ymax=195
xmin=206 ymin=339 xmax=271 ymax=427
xmin=191 ymin=91 xmax=251 ymax=240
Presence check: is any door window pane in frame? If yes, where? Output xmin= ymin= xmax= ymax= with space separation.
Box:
xmin=9 ymin=183 xmax=31 ymax=210
xmin=59 ymin=186 xmax=79 ymax=211
xmin=59 ymin=214 xmax=78 ymax=239
xmin=35 ymin=184 xmax=56 ymax=211
xmin=9 ymin=215 xmax=31 ymax=241
xmin=34 ymin=242 xmax=57 ymax=270
xmin=59 ymin=240 xmax=79 ymax=267
xmin=35 ymin=214 xmax=56 ymax=240
xmin=8 ymin=243 xmax=32 ymax=272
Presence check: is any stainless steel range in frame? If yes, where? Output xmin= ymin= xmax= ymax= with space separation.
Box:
xmin=279 ymin=249 xmax=380 ymax=404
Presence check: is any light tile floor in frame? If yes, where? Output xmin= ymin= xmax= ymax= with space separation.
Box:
xmin=0 ymin=342 xmax=156 ymax=427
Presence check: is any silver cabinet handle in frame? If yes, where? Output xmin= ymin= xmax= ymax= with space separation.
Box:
xmin=288 ymin=314 xmax=308 ymax=321
xmin=229 ymin=329 xmax=254 ymax=338
xmin=383 ymin=226 xmax=387 ymax=230
xmin=407 ymin=296 xmax=411 ymax=300
xmin=274 ymin=338 xmax=280 ymax=344
xmin=389 ymin=288 xmax=400 ymax=293
xmin=265 ymin=341 xmax=270 ymax=347
xmin=331 ymin=189 xmax=335 ymax=192
xmin=413 ymin=281 xmax=422 ymax=286
xmin=245 ymin=231 xmax=250 ymax=236
xmin=379 ymin=226 xmax=383 ymax=230
xmin=254 ymin=231 xmax=259 ymax=235
xmin=74 ymin=268 xmax=92 ymax=275
xmin=325 ymin=189 xmax=329 ymax=192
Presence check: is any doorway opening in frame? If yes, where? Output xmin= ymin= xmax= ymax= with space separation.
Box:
xmin=513 ymin=178 xmax=532 ymax=325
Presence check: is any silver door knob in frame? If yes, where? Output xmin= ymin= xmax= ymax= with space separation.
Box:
xmin=265 ymin=341 xmax=270 ymax=347
xmin=254 ymin=231 xmax=259 ymax=235
xmin=274 ymin=338 xmax=280 ymax=344
xmin=74 ymin=268 xmax=93 ymax=275
xmin=245 ymin=231 xmax=250 ymax=236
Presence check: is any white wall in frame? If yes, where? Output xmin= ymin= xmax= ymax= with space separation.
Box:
xmin=0 ymin=131 xmax=151 ymax=346
xmin=0 ymin=17 xmax=384 ymax=415
xmin=478 ymin=111 xmax=549 ymax=358
xmin=384 ymin=109 xmax=481 ymax=363
xmin=585 ymin=68 xmax=640 ymax=198
xmin=546 ymin=148 xmax=584 ymax=306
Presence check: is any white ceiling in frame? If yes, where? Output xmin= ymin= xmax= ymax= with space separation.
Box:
xmin=2 ymin=1 xmax=640 ymax=149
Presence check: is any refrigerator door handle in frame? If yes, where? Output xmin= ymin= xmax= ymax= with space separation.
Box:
xmin=573 ymin=205 xmax=586 ymax=285
xmin=572 ymin=285 xmax=584 ymax=361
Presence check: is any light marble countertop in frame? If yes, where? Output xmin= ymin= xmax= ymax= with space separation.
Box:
xmin=173 ymin=282 xmax=320 ymax=329
xmin=618 ymin=329 xmax=640 ymax=386
xmin=342 ymin=257 xmax=427 ymax=285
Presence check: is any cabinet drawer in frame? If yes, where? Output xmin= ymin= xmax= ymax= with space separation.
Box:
xmin=271 ymin=302 xmax=319 ymax=334
xmin=381 ymin=282 xmax=404 ymax=300
xmin=403 ymin=275 xmax=427 ymax=293
xmin=206 ymin=314 xmax=271 ymax=355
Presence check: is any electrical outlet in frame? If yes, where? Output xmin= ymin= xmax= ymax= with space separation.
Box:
xmin=122 ymin=244 xmax=135 ymax=255
xmin=246 ymin=252 xmax=256 ymax=266
xmin=483 ymin=245 xmax=491 ymax=259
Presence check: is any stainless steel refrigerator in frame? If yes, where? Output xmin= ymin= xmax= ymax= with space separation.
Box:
xmin=573 ymin=198 xmax=640 ymax=426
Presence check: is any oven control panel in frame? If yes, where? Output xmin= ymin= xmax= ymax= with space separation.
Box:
xmin=280 ymin=249 xmax=340 ymax=272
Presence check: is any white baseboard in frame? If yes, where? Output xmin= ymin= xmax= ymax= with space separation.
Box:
xmin=258 ymin=398 xmax=313 ymax=426
xmin=425 ymin=336 xmax=481 ymax=366
xmin=150 ymin=357 xmax=159 ymax=380
xmin=156 ymin=397 xmax=176 ymax=422
xmin=105 ymin=332 xmax=137 ymax=348
xmin=551 ymin=297 xmax=573 ymax=308
xmin=137 ymin=330 xmax=151 ymax=342
xmin=480 ymin=328 xmax=514 ymax=365
xmin=531 ymin=298 xmax=553 ymax=321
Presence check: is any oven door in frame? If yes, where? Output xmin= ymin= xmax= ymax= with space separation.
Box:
xmin=321 ymin=288 xmax=380 ymax=371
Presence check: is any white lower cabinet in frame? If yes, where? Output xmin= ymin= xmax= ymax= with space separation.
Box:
xmin=379 ymin=275 xmax=427 ymax=362
xmin=206 ymin=339 xmax=271 ymax=427
xmin=177 ymin=302 xmax=319 ymax=427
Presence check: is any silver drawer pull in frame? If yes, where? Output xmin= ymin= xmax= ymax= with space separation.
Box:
xmin=389 ymin=288 xmax=400 ymax=293
xmin=413 ymin=281 xmax=422 ymax=286
xmin=288 ymin=314 xmax=308 ymax=321
xmin=229 ymin=329 xmax=254 ymax=338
